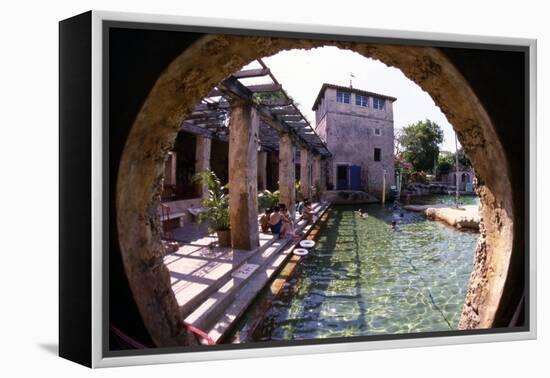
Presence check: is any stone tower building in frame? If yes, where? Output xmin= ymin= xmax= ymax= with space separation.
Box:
xmin=312 ymin=83 xmax=396 ymax=199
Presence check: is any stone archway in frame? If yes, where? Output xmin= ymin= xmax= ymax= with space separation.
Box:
xmin=116 ymin=35 xmax=515 ymax=346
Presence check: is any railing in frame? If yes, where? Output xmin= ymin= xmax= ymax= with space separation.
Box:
xmin=159 ymin=203 xmax=173 ymax=240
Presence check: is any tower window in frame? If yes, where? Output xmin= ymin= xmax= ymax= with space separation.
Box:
xmin=336 ymin=90 xmax=351 ymax=104
xmin=374 ymin=128 xmax=381 ymax=136
xmin=373 ymin=97 xmax=385 ymax=110
xmin=355 ymin=94 xmax=369 ymax=107
xmin=374 ymin=148 xmax=381 ymax=162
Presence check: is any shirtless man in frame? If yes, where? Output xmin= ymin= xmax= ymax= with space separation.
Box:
xmin=268 ymin=206 xmax=283 ymax=235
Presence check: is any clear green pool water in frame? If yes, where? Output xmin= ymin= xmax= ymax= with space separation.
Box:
xmin=236 ymin=197 xmax=479 ymax=341
xmin=409 ymin=194 xmax=480 ymax=206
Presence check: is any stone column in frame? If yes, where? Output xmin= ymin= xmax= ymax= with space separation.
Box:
xmin=312 ymin=153 xmax=321 ymax=190
xmin=228 ymin=101 xmax=260 ymax=251
xmin=279 ymin=132 xmax=295 ymax=217
xmin=320 ymin=158 xmax=327 ymax=191
xmin=166 ymin=151 xmax=177 ymax=185
xmin=300 ymin=146 xmax=310 ymax=200
xmin=195 ymin=135 xmax=211 ymax=198
xmin=257 ymin=150 xmax=267 ymax=192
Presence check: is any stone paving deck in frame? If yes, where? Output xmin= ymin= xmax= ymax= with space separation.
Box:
xmin=203 ymin=202 xmax=330 ymax=343
xmin=163 ymin=202 xmax=330 ymax=342
xmin=165 ymin=232 xmax=276 ymax=317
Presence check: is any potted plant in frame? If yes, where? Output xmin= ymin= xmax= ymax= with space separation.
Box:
xmin=192 ymin=169 xmax=231 ymax=247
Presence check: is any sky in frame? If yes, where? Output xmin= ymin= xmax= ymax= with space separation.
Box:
xmin=240 ymin=46 xmax=460 ymax=152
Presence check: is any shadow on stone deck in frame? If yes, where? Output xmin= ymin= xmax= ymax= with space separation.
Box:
xmin=162 ymin=201 xmax=331 ymax=344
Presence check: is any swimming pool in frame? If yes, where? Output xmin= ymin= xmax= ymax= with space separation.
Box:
xmin=409 ymin=193 xmax=480 ymax=206
xmin=233 ymin=201 xmax=478 ymax=341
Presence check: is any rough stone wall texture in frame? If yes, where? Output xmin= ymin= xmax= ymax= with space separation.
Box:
xmin=195 ymin=135 xmax=211 ymax=198
xmin=116 ymin=34 xmax=514 ymax=346
xmin=266 ymin=151 xmax=279 ymax=191
xmin=441 ymin=170 xmax=474 ymax=191
xmin=300 ymin=146 xmax=311 ymax=199
xmin=278 ymin=132 xmax=296 ymax=216
xmin=314 ymin=115 xmax=328 ymax=148
xmin=228 ymin=103 xmax=260 ymax=250
xmin=257 ymin=151 xmax=267 ymax=191
xmin=320 ymin=88 xmax=395 ymax=198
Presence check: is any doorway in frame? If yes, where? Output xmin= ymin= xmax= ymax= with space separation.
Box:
xmin=336 ymin=164 xmax=349 ymax=190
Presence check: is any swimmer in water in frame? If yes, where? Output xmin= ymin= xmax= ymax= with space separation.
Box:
xmin=390 ymin=220 xmax=399 ymax=231
xmin=356 ymin=208 xmax=368 ymax=218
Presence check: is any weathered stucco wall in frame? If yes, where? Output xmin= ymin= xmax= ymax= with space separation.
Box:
xmin=115 ymin=34 xmax=516 ymax=346
xmin=320 ymin=87 xmax=395 ymax=197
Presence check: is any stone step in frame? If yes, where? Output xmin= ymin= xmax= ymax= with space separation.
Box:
xmin=203 ymin=203 xmax=330 ymax=344
xmin=182 ymin=205 xmax=324 ymax=331
xmin=183 ymin=238 xmax=291 ymax=331
xmin=174 ymin=199 xmax=324 ymax=319
xmin=173 ymin=233 xmax=281 ymax=319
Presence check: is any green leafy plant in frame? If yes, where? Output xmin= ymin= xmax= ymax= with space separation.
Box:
xmin=192 ymin=169 xmax=230 ymax=232
xmin=258 ymin=189 xmax=280 ymax=212
xmin=295 ymin=180 xmax=303 ymax=201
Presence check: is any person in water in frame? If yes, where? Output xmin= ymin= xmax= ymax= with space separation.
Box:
xmin=356 ymin=208 xmax=368 ymax=218
xmin=259 ymin=208 xmax=273 ymax=233
xmin=390 ymin=220 xmax=400 ymax=231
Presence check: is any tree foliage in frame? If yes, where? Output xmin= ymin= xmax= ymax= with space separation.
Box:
xmin=399 ymin=119 xmax=444 ymax=172
xmin=456 ymin=147 xmax=472 ymax=169
xmin=437 ymin=151 xmax=454 ymax=175
xmin=436 ymin=148 xmax=472 ymax=177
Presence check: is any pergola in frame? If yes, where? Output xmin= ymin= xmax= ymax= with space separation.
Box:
xmin=178 ymin=59 xmax=330 ymax=250
xmin=181 ymin=59 xmax=331 ymax=157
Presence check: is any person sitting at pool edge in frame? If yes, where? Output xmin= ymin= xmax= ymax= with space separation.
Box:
xmin=296 ymin=199 xmax=305 ymax=215
xmin=268 ymin=205 xmax=283 ymax=235
xmin=279 ymin=206 xmax=300 ymax=239
xmin=300 ymin=199 xmax=315 ymax=223
xmin=259 ymin=208 xmax=273 ymax=233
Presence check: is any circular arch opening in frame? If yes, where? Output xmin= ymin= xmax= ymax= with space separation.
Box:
xmin=116 ymin=35 xmax=515 ymax=346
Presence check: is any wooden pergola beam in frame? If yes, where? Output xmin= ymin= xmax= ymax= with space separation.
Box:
xmin=187 ymin=114 xmax=225 ymax=121
xmin=270 ymin=108 xmax=300 ymax=115
xmin=181 ymin=123 xmax=214 ymax=136
xmin=284 ymin=121 xmax=309 ymax=127
xmin=188 ymin=110 xmax=224 ymax=117
xmin=278 ymin=115 xmax=304 ymax=122
xmin=247 ymin=83 xmax=282 ymax=93
xmin=188 ymin=72 xmax=332 ymax=158
xmin=215 ymin=82 xmax=282 ymax=96
xmin=232 ymin=68 xmax=270 ymax=79
xmin=260 ymin=98 xmax=293 ymax=107
xmin=194 ymin=102 xmax=231 ymax=112
xmin=188 ymin=120 xmax=225 ymax=127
